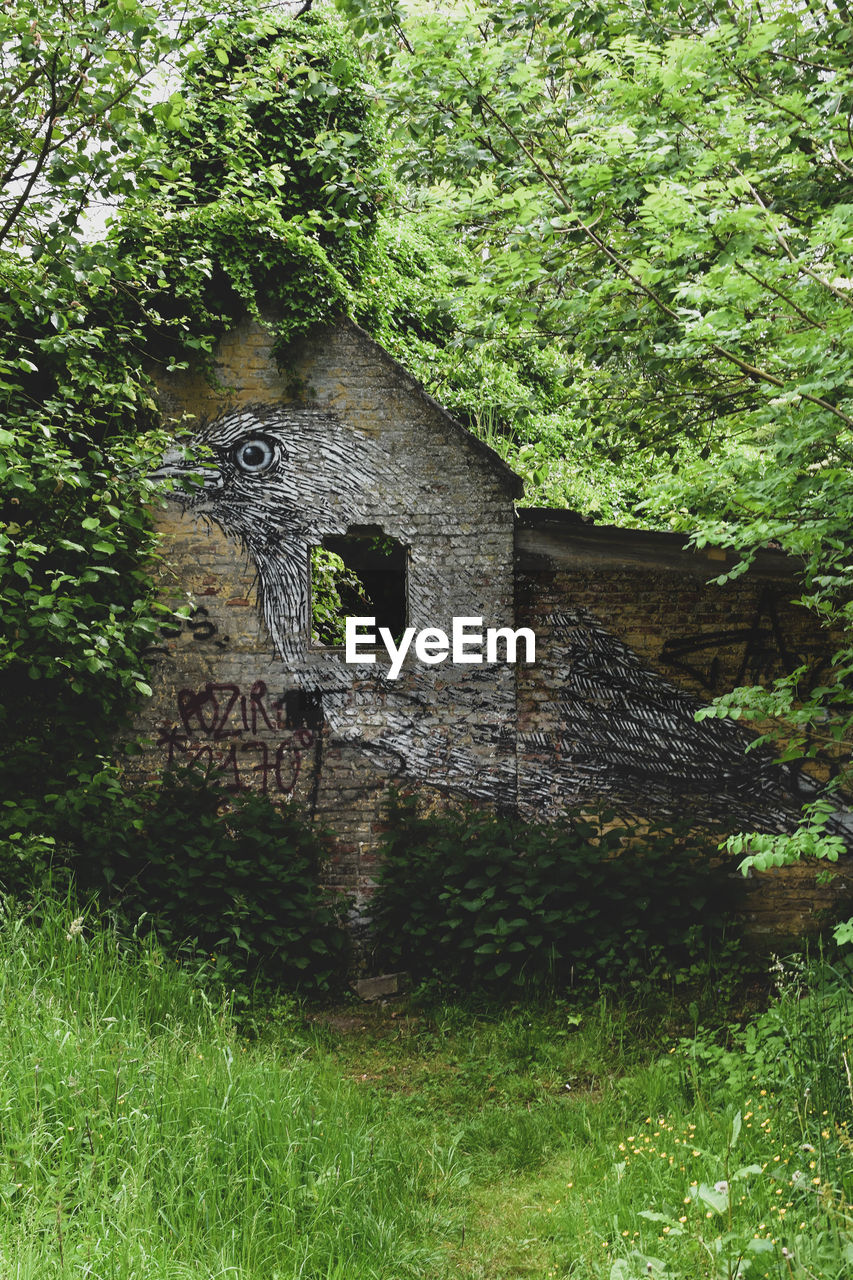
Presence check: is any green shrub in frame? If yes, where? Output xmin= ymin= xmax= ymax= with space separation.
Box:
xmin=0 ymin=833 xmax=62 ymax=899
xmin=679 ymin=948 xmax=853 ymax=1130
xmin=371 ymin=792 xmax=740 ymax=995
xmin=50 ymin=764 xmax=347 ymax=991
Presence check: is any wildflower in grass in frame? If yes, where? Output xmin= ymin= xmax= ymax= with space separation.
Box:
xmin=65 ymin=916 xmax=84 ymax=941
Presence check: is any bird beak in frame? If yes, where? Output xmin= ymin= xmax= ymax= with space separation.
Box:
xmin=147 ymin=450 xmax=186 ymax=482
xmin=147 ymin=448 xmax=223 ymax=492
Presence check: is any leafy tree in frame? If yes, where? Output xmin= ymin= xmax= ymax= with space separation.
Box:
xmin=336 ymin=0 xmax=853 ymax=882
xmin=116 ymin=7 xmax=387 ymax=359
xmin=0 ymin=1 xmax=217 ymax=836
xmin=0 ymin=0 xmax=187 ymax=253
xmin=128 ymin=7 xmax=585 ymax=507
xmin=0 ymin=4 xmax=391 ymax=845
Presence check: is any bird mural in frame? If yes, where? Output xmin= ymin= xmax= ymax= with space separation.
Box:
xmin=149 ymin=403 xmax=847 ymax=839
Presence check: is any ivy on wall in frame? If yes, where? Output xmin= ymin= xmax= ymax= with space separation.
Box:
xmin=117 ymin=9 xmax=386 ymax=362
xmin=0 ymin=8 xmax=385 ymax=844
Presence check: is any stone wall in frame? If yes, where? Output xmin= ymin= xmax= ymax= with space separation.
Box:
xmin=515 ymin=510 xmax=852 ymax=942
xmin=143 ymin=316 xmax=521 ymax=908
xmin=138 ymin=317 xmax=852 ymax=941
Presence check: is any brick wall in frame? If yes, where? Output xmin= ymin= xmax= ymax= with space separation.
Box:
xmin=515 ymin=512 xmax=852 ymax=943
xmin=137 ymin=318 xmax=852 ymax=944
xmin=143 ymin=317 xmax=521 ymax=912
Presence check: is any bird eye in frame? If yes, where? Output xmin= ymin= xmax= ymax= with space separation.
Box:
xmin=233 ymin=437 xmax=277 ymax=473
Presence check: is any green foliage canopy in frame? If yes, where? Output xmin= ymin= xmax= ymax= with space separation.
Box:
xmin=337 ymin=0 xmax=853 ymax=464
xmin=0 ymin=5 xmax=387 ymax=841
xmin=118 ymin=8 xmax=387 ymax=358
xmin=336 ymin=0 xmax=853 ymax=875
xmin=0 ymin=0 xmax=185 ymax=254
xmin=0 ymin=0 xmax=209 ymax=832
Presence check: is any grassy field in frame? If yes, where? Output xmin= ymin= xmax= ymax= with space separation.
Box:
xmin=0 ymin=895 xmax=851 ymax=1279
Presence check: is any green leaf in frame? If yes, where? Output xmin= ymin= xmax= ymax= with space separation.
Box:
xmin=730 ymin=1109 xmax=741 ymax=1149
xmin=693 ymin=1183 xmax=728 ymax=1213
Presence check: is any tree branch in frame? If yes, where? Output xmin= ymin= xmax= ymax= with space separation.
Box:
xmin=466 ymin=78 xmax=853 ymax=431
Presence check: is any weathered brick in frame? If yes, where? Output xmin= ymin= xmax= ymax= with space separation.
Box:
xmin=129 ymin=317 xmax=853 ymax=949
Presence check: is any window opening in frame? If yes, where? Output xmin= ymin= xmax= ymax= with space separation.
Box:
xmin=310 ymin=528 xmax=407 ymax=647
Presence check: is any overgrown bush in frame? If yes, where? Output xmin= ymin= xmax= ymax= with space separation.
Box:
xmin=679 ymin=948 xmax=853 ymax=1130
xmin=39 ymin=764 xmax=347 ymax=991
xmin=371 ymin=792 xmax=741 ymax=995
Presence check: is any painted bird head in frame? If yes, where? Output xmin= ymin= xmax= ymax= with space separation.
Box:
xmin=148 ymin=403 xmax=399 ymax=666
xmin=149 ymin=406 xmax=309 ymax=548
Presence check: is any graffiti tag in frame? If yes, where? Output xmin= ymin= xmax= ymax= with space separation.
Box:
xmin=157 ymin=680 xmax=315 ymax=796
xmin=659 ymin=591 xmax=831 ymax=693
xmin=142 ymin=606 xmax=228 ymax=661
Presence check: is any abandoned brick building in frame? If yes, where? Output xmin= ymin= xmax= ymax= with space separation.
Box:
xmin=140 ymin=315 xmax=851 ymax=943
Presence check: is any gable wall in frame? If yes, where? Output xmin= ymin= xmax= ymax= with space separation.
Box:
xmin=142 ymin=318 xmax=519 ymax=904
xmin=139 ymin=320 xmax=852 ymax=945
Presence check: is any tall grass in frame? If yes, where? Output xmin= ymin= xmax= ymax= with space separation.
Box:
xmin=3 ymin=891 xmax=852 ymax=1279
xmin=0 ymin=894 xmax=456 ymax=1279
xmin=469 ymin=956 xmax=853 ymax=1280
